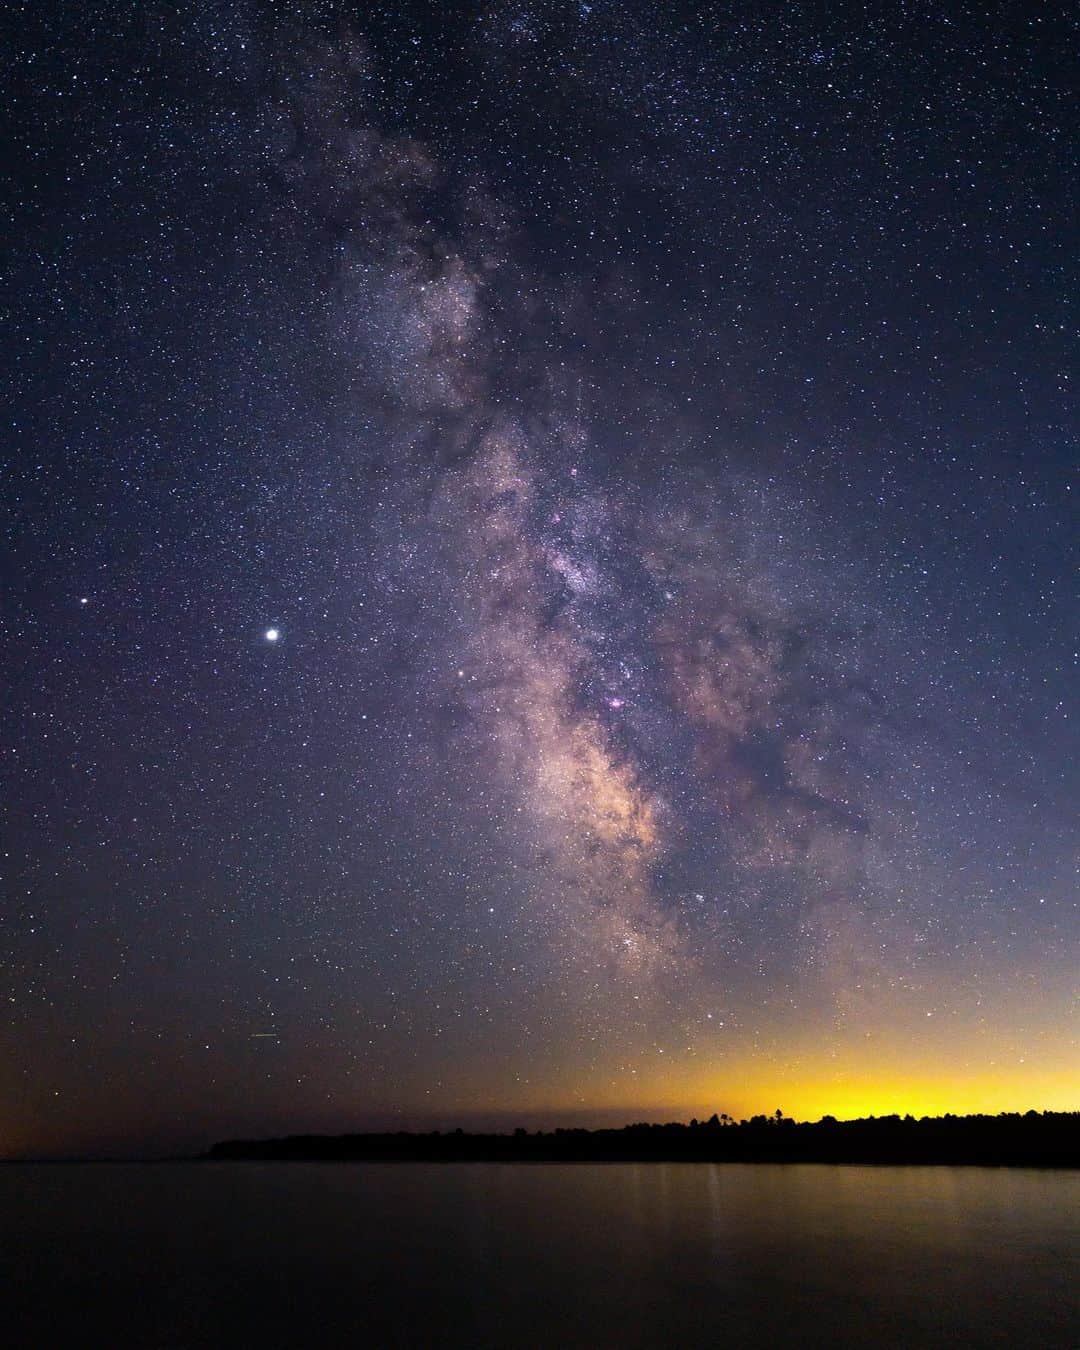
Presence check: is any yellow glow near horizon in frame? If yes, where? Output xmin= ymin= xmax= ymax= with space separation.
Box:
xmin=435 ymin=1035 xmax=1079 ymax=1127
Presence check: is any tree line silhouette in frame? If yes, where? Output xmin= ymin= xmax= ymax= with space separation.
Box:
xmin=206 ymin=1110 xmax=1077 ymax=1166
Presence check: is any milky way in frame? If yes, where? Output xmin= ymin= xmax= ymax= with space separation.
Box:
xmin=4 ymin=4 xmax=1075 ymax=1154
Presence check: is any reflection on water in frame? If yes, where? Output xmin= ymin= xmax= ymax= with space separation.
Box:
xmin=3 ymin=1163 xmax=1077 ymax=1347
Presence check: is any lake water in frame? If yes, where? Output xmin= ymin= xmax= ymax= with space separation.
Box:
xmin=3 ymin=1163 xmax=1076 ymax=1347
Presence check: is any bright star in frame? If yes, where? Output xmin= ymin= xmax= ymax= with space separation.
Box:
xmin=265 ymin=628 xmax=280 ymax=642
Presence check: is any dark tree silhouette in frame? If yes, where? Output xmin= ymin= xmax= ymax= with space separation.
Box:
xmin=206 ymin=1111 xmax=1078 ymax=1167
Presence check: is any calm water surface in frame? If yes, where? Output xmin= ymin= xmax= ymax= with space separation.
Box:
xmin=3 ymin=1163 xmax=1077 ymax=1347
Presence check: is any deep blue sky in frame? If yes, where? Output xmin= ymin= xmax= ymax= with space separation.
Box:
xmin=3 ymin=2 xmax=1076 ymax=1156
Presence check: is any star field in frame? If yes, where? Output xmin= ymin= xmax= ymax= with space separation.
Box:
xmin=3 ymin=2 xmax=1076 ymax=1156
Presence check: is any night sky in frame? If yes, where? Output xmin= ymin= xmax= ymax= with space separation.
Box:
xmin=4 ymin=2 xmax=1076 ymax=1158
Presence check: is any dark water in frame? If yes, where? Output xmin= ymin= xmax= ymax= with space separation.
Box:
xmin=3 ymin=1163 xmax=1077 ymax=1348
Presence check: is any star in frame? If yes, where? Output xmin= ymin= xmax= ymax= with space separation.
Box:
xmin=265 ymin=628 xmax=280 ymax=643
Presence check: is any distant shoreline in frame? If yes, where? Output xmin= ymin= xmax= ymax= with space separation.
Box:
xmin=203 ymin=1111 xmax=1078 ymax=1168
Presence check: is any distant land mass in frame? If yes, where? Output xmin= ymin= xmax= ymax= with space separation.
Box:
xmin=206 ymin=1110 xmax=1078 ymax=1167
